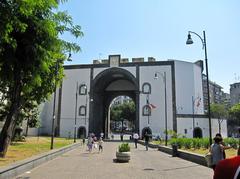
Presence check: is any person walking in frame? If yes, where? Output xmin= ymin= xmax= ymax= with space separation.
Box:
xmin=98 ymin=137 xmax=104 ymax=153
xmin=100 ymin=132 xmax=104 ymax=139
xmin=133 ymin=132 xmax=139 ymax=148
xmin=87 ymin=135 xmax=93 ymax=152
xmin=120 ymin=133 xmax=123 ymax=141
xmin=215 ymin=133 xmax=231 ymax=159
xmin=210 ymin=135 xmax=224 ymax=170
xmin=213 ymin=156 xmax=240 ymax=179
xmin=144 ymin=132 xmax=150 ymax=151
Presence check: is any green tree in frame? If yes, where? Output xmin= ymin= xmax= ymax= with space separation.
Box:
xmin=110 ymin=99 xmax=136 ymax=131
xmin=0 ymin=0 xmax=83 ymax=157
xmin=21 ymin=101 xmax=40 ymax=137
xmin=210 ymin=103 xmax=228 ymax=134
xmin=229 ymin=103 xmax=240 ymax=121
xmin=229 ymin=103 xmax=240 ymax=155
xmin=121 ymin=101 xmax=135 ymax=120
xmin=229 ymin=103 xmax=240 ymax=130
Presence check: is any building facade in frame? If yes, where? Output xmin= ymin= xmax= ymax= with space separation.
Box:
xmin=202 ymin=75 xmax=224 ymax=111
xmin=39 ymin=55 xmax=227 ymax=139
xmin=230 ymin=82 xmax=240 ymax=106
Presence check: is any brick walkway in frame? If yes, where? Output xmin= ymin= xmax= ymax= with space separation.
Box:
xmin=16 ymin=142 xmax=213 ymax=179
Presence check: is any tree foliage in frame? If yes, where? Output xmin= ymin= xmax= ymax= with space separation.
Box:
xmin=210 ymin=103 xmax=227 ymax=119
xmin=210 ymin=103 xmax=228 ymax=133
xmin=229 ymin=103 xmax=240 ymax=122
xmin=110 ymin=100 xmax=136 ymax=122
xmin=0 ymin=0 xmax=83 ymax=157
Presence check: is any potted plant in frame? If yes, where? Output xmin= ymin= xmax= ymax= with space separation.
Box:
xmin=116 ymin=143 xmax=131 ymax=162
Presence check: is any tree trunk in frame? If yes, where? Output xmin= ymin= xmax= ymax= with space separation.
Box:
xmin=219 ymin=123 xmax=221 ymax=134
xmin=218 ymin=119 xmax=220 ymax=134
xmin=0 ymin=66 xmax=22 ymax=158
xmin=218 ymin=118 xmax=222 ymax=134
xmin=25 ymin=117 xmax=30 ymax=137
xmin=0 ymin=106 xmax=18 ymax=157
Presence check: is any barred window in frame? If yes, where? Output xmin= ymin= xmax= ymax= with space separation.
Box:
xmin=79 ymin=84 xmax=87 ymax=95
xmin=79 ymin=106 xmax=86 ymax=116
xmin=142 ymin=82 xmax=151 ymax=94
xmin=142 ymin=105 xmax=151 ymax=116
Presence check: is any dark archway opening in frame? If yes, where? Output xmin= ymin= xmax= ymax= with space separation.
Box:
xmin=193 ymin=127 xmax=203 ymax=138
xmin=89 ymin=67 xmax=139 ymax=138
xmin=77 ymin=126 xmax=86 ymax=139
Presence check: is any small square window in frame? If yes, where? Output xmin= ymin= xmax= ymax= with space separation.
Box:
xmin=142 ymin=83 xmax=151 ymax=94
xmin=79 ymin=106 xmax=86 ymax=116
xmin=79 ymin=85 xmax=87 ymax=95
xmin=142 ymin=105 xmax=151 ymax=116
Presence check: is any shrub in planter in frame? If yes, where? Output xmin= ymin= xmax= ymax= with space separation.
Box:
xmin=169 ymin=138 xmax=182 ymax=148
xmin=192 ymin=138 xmax=201 ymax=149
xmin=201 ymin=138 xmax=210 ymax=149
xmin=169 ymin=138 xmax=177 ymax=146
xmin=118 ymin=143 xmax=130 ymax=152
xmin=116 ymin=143 xmax=131 ymax=162
xmin=182 ymin=138 xmax=192 ymax=149
xmin=224 ymin=138 xmax=238 ymax=149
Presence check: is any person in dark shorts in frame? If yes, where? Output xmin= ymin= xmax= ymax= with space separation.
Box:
xmin=144 ymin=132 xmax=150 ymax=151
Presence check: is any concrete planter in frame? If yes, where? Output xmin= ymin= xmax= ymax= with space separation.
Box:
xmin=116 ymin=151 xmax=131 ymax=162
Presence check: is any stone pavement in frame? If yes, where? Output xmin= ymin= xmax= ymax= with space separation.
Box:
xmin=16 ymin=142 xmax=213 ymax=179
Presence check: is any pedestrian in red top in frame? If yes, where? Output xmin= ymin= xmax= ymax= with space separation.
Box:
xmin=213 ymin=156 xmax=240 ymax=179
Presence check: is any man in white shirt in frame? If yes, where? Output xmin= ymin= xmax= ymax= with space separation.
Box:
xmin=133 ymin=132 xmax=139 ymax=148
xmin=100 ymin=132 xmax=104 ymax=139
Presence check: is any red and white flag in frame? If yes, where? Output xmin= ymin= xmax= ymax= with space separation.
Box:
xmin=196 ymin=97 xmax=201 ymax=107
xmin=148 ymin=103 xmax=156 ymax=109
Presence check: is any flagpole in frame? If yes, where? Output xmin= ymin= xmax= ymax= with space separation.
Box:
xmin=192 ymin=96 xmax=195 ymax=137
xmin=154 ymin=71 xmax=167 ymax=146
xmin=147 ymin=93 xmax=150 ymax=125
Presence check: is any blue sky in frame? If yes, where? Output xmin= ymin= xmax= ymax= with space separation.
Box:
xmin=58 ymin=0 xmax=240 ymax=93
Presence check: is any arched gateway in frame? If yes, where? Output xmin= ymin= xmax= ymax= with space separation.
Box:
xmin=89 ymin=67 xmax=139 ymax=137
xmin=40 ymin=54 xmax=219 ymax=140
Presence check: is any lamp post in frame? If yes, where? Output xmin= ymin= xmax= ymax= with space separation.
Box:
xmin=154 ymin=72 xmax=167 ymax=146
xmin=50 ymin=61 xmax=59 ymax=149
xmin=74 ymin=82 xmax=78 ymax=143
xmin=146 ymin=93 xmax=150 ymax=125
xmin=192 ymin=96 xmax=195 ymax=137
xmin=51 ymin=54 xmax=72 ymax=149
xmin=84 ymin=85 xmax=88 ymax=125
xmin=186 ymin=30 xmax=212 ymax=145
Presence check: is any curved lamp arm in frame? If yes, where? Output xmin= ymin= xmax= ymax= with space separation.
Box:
xmin=188 ymin=31 xmax=205 ymax=49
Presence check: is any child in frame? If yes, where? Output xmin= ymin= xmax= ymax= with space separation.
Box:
xmin=87 ymin=136 xmax=93 ymax=152
xmin=98 ymin=137 xmax=104 ymax=153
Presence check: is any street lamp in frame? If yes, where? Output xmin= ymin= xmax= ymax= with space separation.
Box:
xmin=146 ymin=93 xmax=150 ymax=125
xmin=74 ymin=82 xmax=78 ymax=143
xmin=51 ymin=53 xmax=72 ymax=149
xmin=192 ymin=96 xmax=196 ymax=136
xmin=50 ymin=61 xmax=59 ymax=150
xmin=84 ymin=85 xmax=88 ymax=125
xmin=186 ymin=30 xmax=212 ymax=145
xmin=154 ymin=72 xmax=167 ymax=146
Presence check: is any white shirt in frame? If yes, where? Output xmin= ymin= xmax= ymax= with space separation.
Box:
xmin=133 ymin=133 xmax=139 ymax=139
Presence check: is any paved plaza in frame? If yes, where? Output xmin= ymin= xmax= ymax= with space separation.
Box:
xmin=16 ymin=142 xmax=213 ymax=179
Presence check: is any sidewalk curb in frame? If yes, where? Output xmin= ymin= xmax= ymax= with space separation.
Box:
xmin=0 ymin=142 xmax=82 ymax=179
xmin=138 ymin=141 xmax=208 ymax=167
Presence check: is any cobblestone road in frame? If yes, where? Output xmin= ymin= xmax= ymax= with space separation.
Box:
xmin=16 ymin=142 xmax=213 ymax=179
